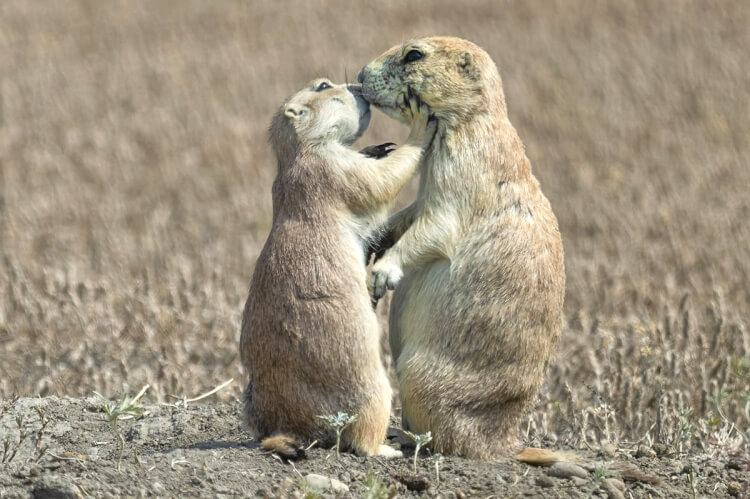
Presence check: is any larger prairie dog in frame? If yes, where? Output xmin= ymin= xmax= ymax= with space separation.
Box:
xmin=239 ymin=78 xmax=434 ymax=456
xmin=358 ymin=37 xmax=565 ymax=460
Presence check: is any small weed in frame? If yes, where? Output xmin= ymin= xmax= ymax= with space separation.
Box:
xmin=362 ymin=470 xmax=390 ymax=499
xmin=741 ymin=392 xmax=750 ymax=423
xmin=317 ymin=411 xmax=357 ymax=458
xmin=686 ymin=469 xmax=700 ymax=499
xmin=31 ymin=406 xmax=49 ymax=463
xmin=710 ymin=389 xmax=730 ymax=420
xmin=297 ymin=477 xmax=324 ymax=499
xmin=0 ymin=396 xmax=19 ymax=423
xmin=2 ymin=415 xmax=27 ymax=464
xmin=677 ymin=407 xmax=694 ymax=452
xmin=432 ymin=453 xmax=444 ymax=486
xmin=101 ymin=387 xmax=148 ymax=470
xmin=403 ymin=431 xmax=432 ymax=474
xmin=592 ymin=464 xmax=610 ymax=487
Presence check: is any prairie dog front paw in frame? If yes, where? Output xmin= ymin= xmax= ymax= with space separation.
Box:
xmin=369 ymin=259 xmax=404 ymax=300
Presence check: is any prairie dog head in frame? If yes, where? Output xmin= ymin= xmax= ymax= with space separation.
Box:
xmin=357 ymin=37 xmax=506 ymax=125
xmin=270 ymin=79 xmax=371 ymax=163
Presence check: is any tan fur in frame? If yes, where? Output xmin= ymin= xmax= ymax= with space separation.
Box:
xmin=514 ymin=447 xmax=565 ymax=466
xmin=358 ymin=37 xmax=565 ymax=459
xmin=261 ymin=434 xmax=305 ymax=461
xmin=239 ymin=78 xmax=434 ymax=456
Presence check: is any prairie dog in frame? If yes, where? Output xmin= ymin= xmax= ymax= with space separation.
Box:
xmin=358 ymin=37 xmax=565 ymax=459
xmin=239 ymin=78 xmax=434 ymax=456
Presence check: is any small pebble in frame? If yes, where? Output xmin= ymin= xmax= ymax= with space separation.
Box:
xmin=667 ymin=459 xmax=684 ymax=475
xmin=727 ymin=481 xmax=742 ymax=496
xmin=601 ymin=478 xmax=626 ymax=499
xmin=635 ymin=444 xmax=656 ymax=458
xmin=32 ymin=476 xmax=81 ymax=499
xmin=392 ymin=472 xmax=429 ymax=491
xmin=535 ymin=476 xmax=555 ymax=488
xmin=571 ymin=476 xmax=589 ymax=487
xmin=599 ymin=442 xmax=617 ymax=458
xmin=547 ymin=462 xmax=589 ymax=480
xmin=304 ymin=474 xmax=349 ymax=494
xmin=604 ymin=478 xmax=625 ymax=490
xmin=652 ymin=443 xmax=674 ymax=457
xmin=151 ymin=482 xmax=166 ymax=495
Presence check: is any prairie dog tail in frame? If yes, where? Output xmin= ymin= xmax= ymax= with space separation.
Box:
xmin=261 ymin=434 xmax=306 ymax=461
xmin=514 ymin=447 xmax=569 ymax=466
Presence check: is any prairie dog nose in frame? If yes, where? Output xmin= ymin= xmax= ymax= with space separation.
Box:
xmin=356 ymin=67 xmax=366 ymax=84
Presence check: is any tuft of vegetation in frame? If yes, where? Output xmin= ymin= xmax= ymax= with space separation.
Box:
xmin=2 ymin=415 xmax=27 ymax=464
xmin=1 ymin=403 xmax=49 ymax=464
xmin=101 ymin=388 xmax=147 ymax=470
xmin=297 ymin=478 xmax=324 ymax=499
xmin=362 ymin=471 xmax=390 ymax=499
xmin=317 ymin=411 xmax=357 ymax=458
xmin=589 ymin=464 xmax=611 ymax=495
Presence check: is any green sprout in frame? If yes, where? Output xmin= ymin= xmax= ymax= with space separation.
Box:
xmin=677 ymin=407 xmax=693 ymax=452
xmin=740 ymin=391 xmax=750 ymax=423
xmin=403 ymin=431 xmax=432 ymax=474
xmin=101 ymin=391 xmax=146 ymax=470
xmin=317 ymin=411 xmax=357 ymax=458
xmin=432 ymin=453 xmax=444 ymax=485
xmin=362 ymin=470 xmax=389 ymax=499
xmin=709 ymin=388 xmax=729 ymax=420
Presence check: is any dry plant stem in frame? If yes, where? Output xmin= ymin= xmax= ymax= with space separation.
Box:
xmin=166 ymin=379 xmax=233 ymax=408
xmin=2 ymin=416 xmax=27 ymax=464
xmin=31 ymin=406 xmax=49 ymax=463
xmin=0 ymin=396 xmax=19 ymax=423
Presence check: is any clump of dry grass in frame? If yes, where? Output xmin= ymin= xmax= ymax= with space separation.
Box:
xmin=1 ymin=0 xmax=749 ymax=450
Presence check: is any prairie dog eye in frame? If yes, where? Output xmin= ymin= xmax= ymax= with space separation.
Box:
xmin=404 ymin=49 xmax=424 ymax=63
xmin=316 ymin=81 xmax=332 ymax=91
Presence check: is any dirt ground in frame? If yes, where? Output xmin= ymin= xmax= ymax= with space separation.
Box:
xmin=0 ymin=397 xmax=747 ymax=498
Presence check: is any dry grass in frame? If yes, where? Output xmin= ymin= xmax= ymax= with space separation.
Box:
xmin=1 ymin=1 xmax=749 ymax=451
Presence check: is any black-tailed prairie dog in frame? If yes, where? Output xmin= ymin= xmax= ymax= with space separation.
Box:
xmin=358 ymin=37 xmax=565 ymax=460
xmin=239 ymin=78 xmax=435 ymax=456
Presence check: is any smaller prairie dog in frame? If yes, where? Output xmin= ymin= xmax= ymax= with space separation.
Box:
xmin=239 ymin=78 xmax=435 ymax=456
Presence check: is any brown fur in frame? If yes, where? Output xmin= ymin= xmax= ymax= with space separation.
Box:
xmin=239 ymin=78 xmax=434 ymax=456
xmin=358 ymin=37 xmax=565 ymax=459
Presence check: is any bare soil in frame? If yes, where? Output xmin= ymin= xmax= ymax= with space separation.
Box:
xmin=1 ymin=397 xmax=747 ymax=498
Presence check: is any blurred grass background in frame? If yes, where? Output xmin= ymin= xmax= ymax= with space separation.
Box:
xmin=1 ymin=0 xmax=749 ymax=446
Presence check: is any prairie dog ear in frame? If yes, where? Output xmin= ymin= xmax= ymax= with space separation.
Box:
xmin=457 ymin=51 xmax=479 ymax=80
xmin=284 ymin=103 xmax=309 ymax=121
